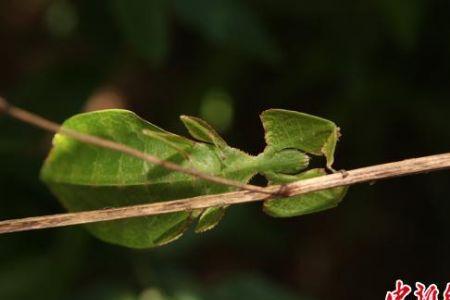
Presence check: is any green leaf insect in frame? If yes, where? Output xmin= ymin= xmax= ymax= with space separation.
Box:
xmin=40 ymin=109 xmax=347 ymax=248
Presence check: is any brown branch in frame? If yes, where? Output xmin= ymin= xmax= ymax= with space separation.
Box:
xmin=0 ymin=97 xmax=275 ymax=195
xmin=0 ymin=153 xmax=449 ymax=234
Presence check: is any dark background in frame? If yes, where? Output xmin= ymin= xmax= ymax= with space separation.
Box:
xmin=1 ymin=0 xmax=450 ymax=299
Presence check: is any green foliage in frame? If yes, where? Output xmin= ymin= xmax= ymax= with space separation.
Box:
xmin=110 ymin=0 xmax=282 ymax=66
xmin=40 ymin=109 xmax=346 ymax=248
xmin=173 ymin=0 xmax=281 ymax=64
xmin=112 ymin=0 xmax=169 ymax=66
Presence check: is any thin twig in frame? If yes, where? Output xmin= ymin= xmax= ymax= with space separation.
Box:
xmin=0 ymin=97 xmax=275 ymax=195
xmin=0 ymin=153 xmax=449 ymax=234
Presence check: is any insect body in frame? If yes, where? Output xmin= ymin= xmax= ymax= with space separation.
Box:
xmin=41 ymin=109 xmax=346 ymax=248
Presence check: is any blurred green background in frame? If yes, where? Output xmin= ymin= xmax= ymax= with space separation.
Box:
xmin=1 ymin=0 xmax=450 ymax=299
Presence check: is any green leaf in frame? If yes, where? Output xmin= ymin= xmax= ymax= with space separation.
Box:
xmin=111 ymin=0 xmax=168 ymax=66
xmin=263 ymin=169 xmax=348 ymax=217
xmin=41 ymin=110 xmax=256 ymax=248
xmin=261 ymin=109 xmax=340 ymax=169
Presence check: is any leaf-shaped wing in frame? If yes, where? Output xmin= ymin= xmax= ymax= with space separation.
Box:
xmin=40 ymin=109 xmax=255 ymax=248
